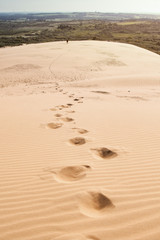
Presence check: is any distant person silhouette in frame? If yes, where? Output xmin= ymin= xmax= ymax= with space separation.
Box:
xmin=66 ymin=39 xmax=69 ymax=44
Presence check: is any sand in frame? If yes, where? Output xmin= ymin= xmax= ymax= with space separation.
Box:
xmin=0 ymin=40 xmax=160 ymax=240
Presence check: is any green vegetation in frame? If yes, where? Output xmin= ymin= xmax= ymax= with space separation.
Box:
xmin=0 ymin=13 xmax=160 ymax=55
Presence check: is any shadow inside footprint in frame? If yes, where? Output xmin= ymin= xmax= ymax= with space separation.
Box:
xmin=60 ymin=105 xmax=69 ymax=109
xmin=79 ymin=191 xmax=114 ymax=217
xmin=67 ymin=103 xmax=73 ymax=107
xmin=69 ymin=137 xmax=86 ymax=145
xmin=55 ymin=165 xmax=91 ymax=182
xmin=47 ymin=122 xmax=62 ymax=129
xmin=78 ymin=129 xmax=88 ymax=134
xmin=91 ymin=147 xmax=117 ymax=159
xmin=61 ymin=117 xmax=74 ymax=122
xmin=73 ymin=128 xmax=88 ymax=134
xmin=92 ymin=91 xmax=110 ymax=95
xmin=74 ymin=98 xmax=79 ymax=101
xmin=55 ymin=113 xmax=62 ymax=117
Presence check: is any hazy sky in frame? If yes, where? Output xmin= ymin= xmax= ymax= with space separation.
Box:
xmin=0 ymin=0 xmax=160 ymax=13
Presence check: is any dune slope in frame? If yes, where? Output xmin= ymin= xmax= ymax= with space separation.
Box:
xmin=0 ymin=41 xmax=160 ymax=240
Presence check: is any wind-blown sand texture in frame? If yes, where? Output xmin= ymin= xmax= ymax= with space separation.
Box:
xmin=0 ymin=40 xmax=160 ymax=240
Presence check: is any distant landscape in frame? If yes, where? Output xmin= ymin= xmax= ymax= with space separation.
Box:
xmin=0 ymin=12 xmax=160 ymax=55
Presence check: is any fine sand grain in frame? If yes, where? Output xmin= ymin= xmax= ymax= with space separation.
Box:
xmin=0 ymin=40 xmax=160 ymax=240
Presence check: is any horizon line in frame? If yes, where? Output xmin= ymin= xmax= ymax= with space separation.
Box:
xmin=0 ymin=11 xmax=160 ymax=15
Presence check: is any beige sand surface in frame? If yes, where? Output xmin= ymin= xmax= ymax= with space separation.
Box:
xmin=0 ymin=40 xmax=160 ymax=240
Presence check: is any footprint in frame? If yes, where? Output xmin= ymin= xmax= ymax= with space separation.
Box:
xmin=74 ymin=98 xmax=79 ymax=101
xmin=50 ymin=108 xmax=57 ymax=111
xmin=79 ymin=191 xmax=114 ymax=217
xmin=55 ymin=165 xmax=91 ymax=182
xmin=61 ymin=117 xmax=74 ymax=122
xmin=59 ymin=105 xmax=69 ymax=109
xmin=69 ymin=137 xmax=86 ymax=145
xmin=91 ymin=90 xmax=110 ymax=95
xmin=67 ymin=103 xmax=73 ymax=107
xmin=91 ymin=147 xmax=117 ymax=159
xmin=47 ymin=122 xmax=63 ymax=129
xmin=73 ymin=128 xmax=88 ymax=134
xmin=69 ymin=94 xmax=75 ymax=98
xmin=55 ymin=113 xmax=62 ymax=117
xmin=66 ymin=110 xmax=75 ymax=113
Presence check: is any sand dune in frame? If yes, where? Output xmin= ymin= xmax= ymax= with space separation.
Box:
xmin=0 ymin=40 xmax=160 ymax=240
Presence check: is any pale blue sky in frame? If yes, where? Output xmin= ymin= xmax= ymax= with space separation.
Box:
xmin=0 ymin=0 xmax=160 ymax=13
